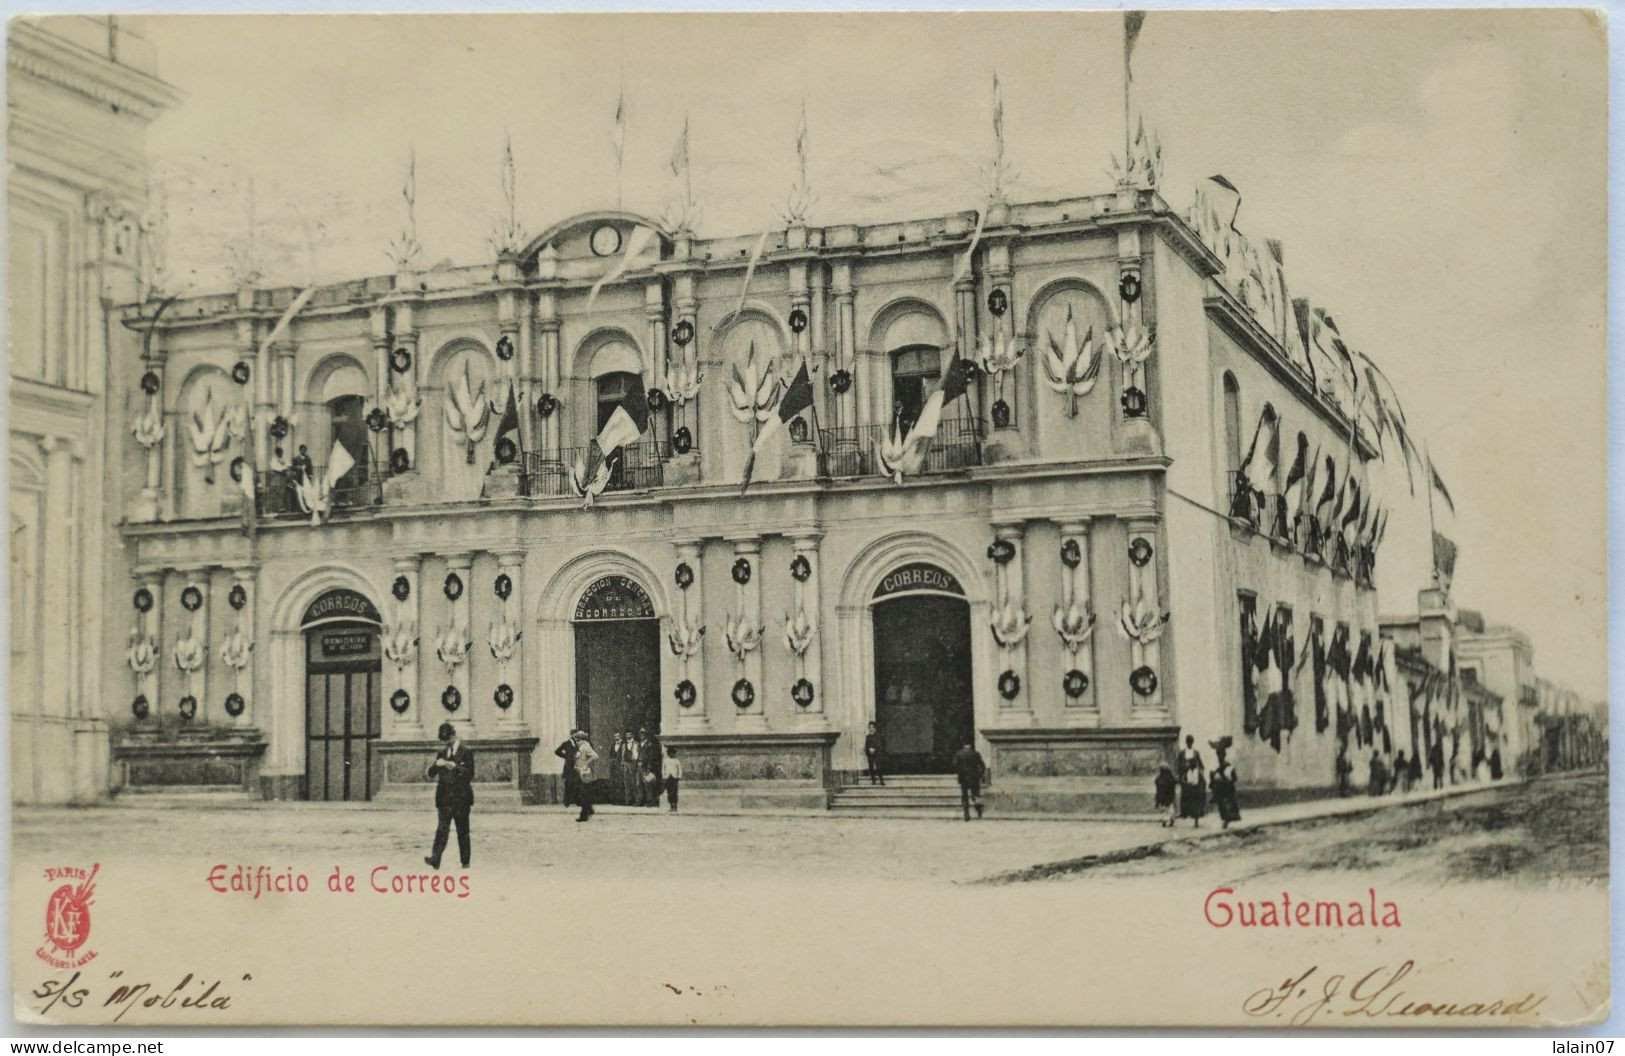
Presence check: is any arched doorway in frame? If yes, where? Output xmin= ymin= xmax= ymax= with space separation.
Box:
xmin=573 ymin=575 xmax=660 ymax=801
xmin=301 ymin=588 xmax=382 ymax=802
xmin=870 ymin=562 xmax=974 ymax=774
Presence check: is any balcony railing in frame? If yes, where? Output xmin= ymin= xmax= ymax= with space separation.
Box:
xmin=817 ymin=417 xmax=986 ymax=478
xmin=523 ymin=440 xmax=672 ymax=497
xmin=256 ymin=463 xmax=385 ymax=518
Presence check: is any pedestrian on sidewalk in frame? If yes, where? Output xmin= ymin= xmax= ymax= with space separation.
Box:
xmin=1335 ymin=742 xmax=1354 ymax=797
xmin=1428 ymin=738 xmax=1445 ymax=789
xmin=864 ymin=721 xmax=887 ymax=786
xmin=554 ymin=732 xmax=580 ymax=808
xmin=573 ymin=729 xmax=599 ymax=822
xmin=663 ymin=746 xmax=683 ymax=812
xmin=1489 ymin=745 xmax=1504 ymax=781
xmin=1177 ymin=735 xmax=1206 ymax=827
xmin=1368 ymin=749 xmax=1389 ymax=797
xmin=617 ymin=731 xmax=639 ymax=805
xmin=1208 ymin=737 xmax=1240 ymax=828
xmin=1154 ymin=765 xmax=1178 ymax=827
xmin=424 ymin=722 xmax=474 ymax=871
xmin=953 ymin=742 xmax=987 ymax=820
xmin=1408 ymin=749 xmax=1424 ymax=790
xmin=1394 ymin=749 xmax=1412 ymax=794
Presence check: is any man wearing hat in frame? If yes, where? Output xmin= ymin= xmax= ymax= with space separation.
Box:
xmin=425 ymin=721 xmax=475 ymax=870
xmin=572 ymin=729 xmax=599 ymax=822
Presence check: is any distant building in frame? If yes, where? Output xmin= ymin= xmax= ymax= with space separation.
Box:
xmin=8 ymin=16 xmax=179 ymax=804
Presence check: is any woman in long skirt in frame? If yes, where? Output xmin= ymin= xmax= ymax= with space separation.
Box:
xmin=1209 ymin=738 xmax=1241 ymax=828
xmin=1177 ymin=735 xmax=1207 ymax=826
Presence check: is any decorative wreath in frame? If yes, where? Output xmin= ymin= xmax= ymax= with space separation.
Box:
xmin=231 ymin=361 xmax=252 ymax=386
xmin=731 ymin=678 xmax=755 ymax=709
xmin=987 ymin=539 xmax=1017 ymax=565
xmin=390 ymin=688 xmax=411 ymax=714
xmin=675 ymin=679 xmax=698 ymax=708
xmin=181 ymin=585 xmax=204 ymax=612
xmin=1120 ymin=387 xmax=1147 ymax=418
xmin=390 ymin=348 xmax=413 ymax=374
xmin=674 ymin=562 xmax=695 ymax=590
xmin=366 ymin=407 xmax=390 ymax=433
xmin=788 ymin=308 xmax=809 ymax=334
xmin=390 ymin=448 xmax=412 ymax=474
xmin=1128 ymin=537 xmax=1154 ymax=567
xmin=952 ymin=358 xmax=980 ymax=389
xmin=495 ymin=334 xmax=515 ymax=362
xmin=133 ymin=587 xmax=154 ymax=613
xmin=829 ymin=369 xmax=853 ymax=395
xmin=789 ymin=554 xmax=812 ymax=583
xmin=1062 ymin=669 xmax=1090 ymax=699
xmin=178 ymin=695 xmax=198 ymax=721
xmin=1060 ymin=539 xmax=1083 ymax=569
xmin=392 ymin=575 xmax=412 ymax=602
xmin=646 ymin=388 xmax=669 ymax=413
xmin=228 ymin=584 xmax=248 ymax=610
xmin=493 ymin=573 xmax=512 ymax=601
xmin=791 ymin=678 xmax=816 ymax=707
xmin=671 ymin=320 xmax=695 ymax=347
xmin=140 ymin=371 xmax=161 ymax=396
xmin=1130 ymin=666 xmax=1159 ymax=697
xmin=494 ymin=436 xmax=518 ymax=465
xmin=443 ymin=573 xmax=465 ymax=601
xmin=131 ymin=694 xmax=151 ymax=720
xmin=672 ymin=426 xmax=694 ymax=455
xmin=1118 ymin=272 xmax=1143 ymax=305
xmin=229 ymin=456 xmax=247 ymax=484
xmin=224 ymin=692 xmax=246 ymax=718
xmin=987 ymin=288 xmax=1009 ymax=317
xmin=268 ymin=415 xmax=290 ymax=440
xmin=997 ymin=669 xmax=1022 ymax=700
xmin=535 ymin=393 xmax=559 ymax=418
xmin=991 ymin=399 xmax=1012 ymax=430
xmin=441 ymin=685 xmax=462 ymax=712
xmin=787 ymin=417 xmax=810 ymax=444
xmin=493 ymin=683 xmax=514 ymax=709
xmin=731 ymin=557 xmax=752 ymax=585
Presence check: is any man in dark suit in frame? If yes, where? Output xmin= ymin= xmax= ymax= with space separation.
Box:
xmin=425 ymin=722 xmax=474 ymax=869
xmin=554 ymin=733 xmax=580 ymax=807
xmin=636 ymin=728 xmax=661 ymax=806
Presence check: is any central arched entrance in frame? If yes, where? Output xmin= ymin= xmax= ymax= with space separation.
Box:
xmin=870 ymin=562 xmax=974 ymax=774
xmin=573 ymin=575 xmax=661 ymax=801
xmin=301 ymin=588 xmax=382 ymax=802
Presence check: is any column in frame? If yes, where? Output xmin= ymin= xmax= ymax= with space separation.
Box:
xmin=174 ymin=568 xmax=210 ymax=721
xmin=726 ymin=536 xmax=765 ymax=726
xmin=671 ymin=539 xmax=707 ymax=727
xmin=39 ymin=437 xmax=73 ymax=719
xmin=225 ymin=566 xmax=256 ymax=727
xmin=1125 ymin=517 xmax=1170 ymax=722
xmin=644 ymin=281 xmax=669 ymax=444
xmin=672 ymin=277 xmax=699 ymax=451
xmin=537 ymin=291 xmax=561 ymax=456
xmin=394 ymin=308 xmax=421 ymax=468
xmin=492 ymin=549 xmax=527 ymax=732
xmin=383 ymin=553 xmax=424 ymax=739
xmin=788 ymin=531 xmax=825 ymax=723
xmin=133 ymin=569 xmax=166 ymax=718
xmin=437 ymin=552 xmax=475 ymax=730
xmin=954 ymin=276 xmax=982 ymax=425
xmin=987 ymin=242 xmax=1017 ymax=431
xmin=990 ymin=520 xmax=1033 ymax=723
xmin=518 ymin=294 xmax=536 ymax=458
xmin=232 ymin=315 xmax=258 ymax=472
xmin=832 ymin=262 xmax=856 ymax=430
xmin=252 ymin=318 xmax=273 ymax=467
xmin=1055 ymin=519 xmax=1098 ymax=722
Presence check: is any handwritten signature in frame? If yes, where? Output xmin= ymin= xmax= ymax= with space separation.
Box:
xmin=32 ymin=970 xmax=250 ymax=1024
xmin=1243 ymin=962 xmax=1547 ymax=1026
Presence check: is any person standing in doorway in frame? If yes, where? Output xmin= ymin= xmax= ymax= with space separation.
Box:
xmin=864 ymin=721 xmax=886 ymax=786
xmin=953 ymin=741 xmax=988 ymax=820
xmin=663 ymin=746 xmax=683 ymax=812
xmin=616 ymin=731 xmax=638 ymax=805
xmin=573 ymin=729 xmax=599 ymax=822
xmin=554 ymin=732 xmax=580 ymax=808
xmin=1177 ymin=735 xmax=1206 ymax=827
xmin=424 ymin=722 xmax=474 ymax=870
xmin=637 ymin=728 xmax=661 ymax=806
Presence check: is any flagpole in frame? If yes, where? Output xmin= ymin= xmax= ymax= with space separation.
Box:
xmin=1123 ymin=22 xmax=1132 ymax=170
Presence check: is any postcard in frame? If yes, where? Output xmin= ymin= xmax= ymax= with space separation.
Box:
xmin=7 ymin=8 xmax=1608 ymax=1027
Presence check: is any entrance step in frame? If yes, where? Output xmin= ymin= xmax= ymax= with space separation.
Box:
xmin=368 ymin=784 xmax=525 ymax=810
xmin=830 ymin=777 xmax=971 ymax=814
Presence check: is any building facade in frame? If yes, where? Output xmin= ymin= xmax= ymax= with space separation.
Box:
xmin=8 ymin=16 xmax=178 ymax=804
xmin=108 ymin=178 xmax=1397 ymax=810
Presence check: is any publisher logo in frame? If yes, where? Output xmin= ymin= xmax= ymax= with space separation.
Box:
xmin=37 ymin=864 xmax=99 ymax=969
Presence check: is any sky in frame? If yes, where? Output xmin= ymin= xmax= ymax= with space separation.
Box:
xmin=135 ymin=10 xmax=1608 ymax=698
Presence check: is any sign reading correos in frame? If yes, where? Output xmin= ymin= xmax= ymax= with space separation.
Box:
xmin=574 ymin=575 xmax=656 ymax=621
xmin=301 ymin=589 xmax=381 ymax=627
xmin=873 ymin=562 xmax=964 ymax=601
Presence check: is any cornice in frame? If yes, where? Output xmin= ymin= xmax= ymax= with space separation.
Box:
xmin=8 ymin=22 xmax=183 ymax=122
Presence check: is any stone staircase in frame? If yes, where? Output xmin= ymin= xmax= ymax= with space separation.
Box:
xmin=828 ymin=774 xmax=971 ymax=816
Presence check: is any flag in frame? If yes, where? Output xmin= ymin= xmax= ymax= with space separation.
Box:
xmin=492 ymin=384 xmax=520 ymax=462
xmin=323 ymin=438 xmax=356 ymax=494
xmin=584 ymin=224 xmax=658 ymax=314
xmin=263 ymin=286 xmax=316 ymax=350
xmin=1205 ymin=174 xmax=1242 ymax=232
xmin=1238 ymin=407 xmax=1276 ymax=495
xmin=727 ymin=229 xmax=772 ymax=325
xmin=1281 ymin=432 xmax=1308 ymax=519
xmin=612 ymin=87 xmax=626 ymax=168
xmin=1428 ymin=452 xmax=1454 ymax=513
xmin=991 ymin=73 xmax=1005 ymax=152
xmin=795 ymin=98 xmax=809 ymax=173
xmin=670 ymin=116 xmax=689 ymax=177
xmin=909 ymin=356 xmax=972 ymax=446
xmin=1124 ymin=11 xmax=1147 ymax=79
xmin=1432 ymin=530 xmax=1458 ymax=592
xmin=952 ymin=206 xmax=987 ymax=284
xmin=739 ymin=360 xmax=815 ymax=494
xmin=582 ymin=373 xmax=649 ymax=487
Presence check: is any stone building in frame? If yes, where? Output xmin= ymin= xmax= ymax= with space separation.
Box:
xmin=8 ymin=16 xmax=179 ymax=804
xmin=108 ymin=174 xmax=1400 ymax=811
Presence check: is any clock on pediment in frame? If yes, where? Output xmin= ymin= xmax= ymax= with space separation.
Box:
xmin=589 ymin=224 xmax=623 ymax=257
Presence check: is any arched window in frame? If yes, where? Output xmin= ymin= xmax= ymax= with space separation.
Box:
xmin=891 ymin=345 xmax=941 ymax=434
xmin=1222 ymin=373 xmax=1242 ymax=474
xmin=593 ymin=371 xmax=642 ymax=489
xmin=325 ymin=394 xmax=370 ymax=499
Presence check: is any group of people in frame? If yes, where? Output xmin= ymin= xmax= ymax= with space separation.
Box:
xmin=1337 ymin=738 xmax=1504 ymax=798
xmin=1154 ymin=735 xmax=1241 ymax=830
xmin=553 ymin=727 xmax=682 ymax=822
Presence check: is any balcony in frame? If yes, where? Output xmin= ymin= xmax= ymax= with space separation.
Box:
xmin=256 ymin=463 xmax=385 ymax=518
xmin=816 ymin=418 xmax=986 ymax=478
xmin=523 ymin=440 xmax=673 ymax=497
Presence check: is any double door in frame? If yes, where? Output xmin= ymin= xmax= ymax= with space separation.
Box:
xmin=305 ymin=623 xmax=382 ymax=801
